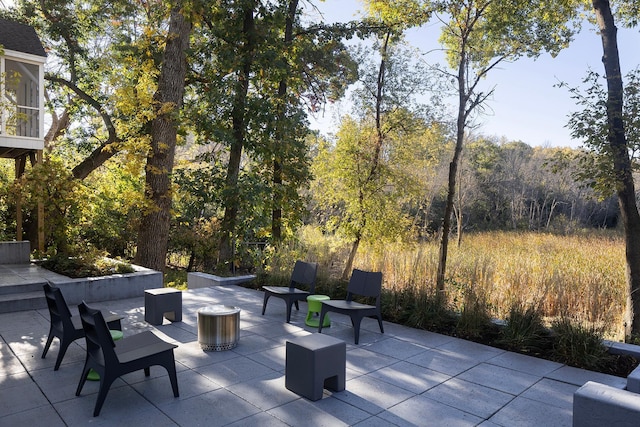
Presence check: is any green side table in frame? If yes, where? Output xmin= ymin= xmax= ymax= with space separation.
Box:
xmin=305 ymin=295 xmax=331 ymax=328
xmin=87 ymin=329 xmax=123 ymax=381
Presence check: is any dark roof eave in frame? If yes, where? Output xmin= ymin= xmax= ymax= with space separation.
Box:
xmin=0 ymin=18 xmax=46 ymax=58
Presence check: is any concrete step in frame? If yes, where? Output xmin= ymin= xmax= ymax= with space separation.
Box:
xmin=0 ymin=281 xmax=46 ymax=296
xmin=0 ymin=291 xmax=46 ymax=313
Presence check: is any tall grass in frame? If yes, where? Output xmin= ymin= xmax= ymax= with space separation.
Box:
xmin=296 ymin=227 xmax=627 ymax=340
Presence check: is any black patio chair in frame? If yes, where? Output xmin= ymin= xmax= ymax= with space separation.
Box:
xmin=262 ymin=260 xmax=318 ymax=323
xmin=41 ymin=282 xmax=122 ymax=371
xmin=318 ymin=269 xmax=384 ymax=344
xmin=76 ymin=301 xmax=179 ymax=417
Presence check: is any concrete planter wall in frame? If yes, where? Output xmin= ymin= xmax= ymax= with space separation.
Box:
xmin=48 ymin=264 xmax=162 ymax=306
xmin=0 ymin=241 xmax=30 ymax=264
xmin=187 ymin=271 xmax=256 ymax=289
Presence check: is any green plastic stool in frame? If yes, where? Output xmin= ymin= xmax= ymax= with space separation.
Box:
xmin=87 ymin=329 xmax=123 ymax=381
xmin=305 ymin=295 xmax=331 ymax=328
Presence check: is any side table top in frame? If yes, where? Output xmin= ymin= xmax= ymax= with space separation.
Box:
xmin=198 ymin=305 xmax=240 ymax=315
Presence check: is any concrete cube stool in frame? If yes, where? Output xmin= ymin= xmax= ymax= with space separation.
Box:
xmin=145 ymin=288 xmax=182 ymax=325
xmin=285 ymin=333 xmax=345 ymax=401
xmin=573 ymin=381 xmax=640 ymax=427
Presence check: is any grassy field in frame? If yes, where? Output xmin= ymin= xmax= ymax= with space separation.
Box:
xmin=293 ymin=227 xmax=627 ymax=340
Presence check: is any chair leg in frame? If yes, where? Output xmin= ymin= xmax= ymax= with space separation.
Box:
xmin=92 ymin=374 xmax=116 ymax=417
xmin=352 ymin=315 xmax=364 ymax=345
xmin=294 ymin=300 xmax=300 ymax=310
xmin=377 ymin=315 xmax=384 ymax=333
xmin=54 ymin=338 xmax=72 ymax=371
xmin=76 ymin=364 xmax=91 ymax=396
xmin=285 ymin=299 xmax=293 ymax=323
xmin=163 ymin=355 xmax=180 ymax=398
xmin=318 ymin=306 xmax=329 ymax=334
xmin=41 ymin=331 xmax=54 ymax=358
xmin=262 ymin=292 xmax=270 ymax=315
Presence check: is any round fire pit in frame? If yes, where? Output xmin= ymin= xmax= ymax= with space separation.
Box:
xmin=197 ymin=305 xmax=240 ymax=351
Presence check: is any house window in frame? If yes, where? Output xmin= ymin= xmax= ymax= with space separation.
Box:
xmin=2 ymin=58 xmax=40 ymax=138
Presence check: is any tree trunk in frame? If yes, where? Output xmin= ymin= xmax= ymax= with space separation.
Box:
xmin=272 ymin=0 xmax=299 ymax=243
xmin=593 ymin=0 xmax=640 ymax=337
xmin=135 ymin=5 xmax=191 ymax=272
xmin=342 ymin=235 xmax=361 ymax=281
xmin=437 ymin=51 xmax=468 ymax=292
xmin=455 ymin=152 xmax=464 ymax=247
xmin=218 ymin=3 xmax=256 ymax=267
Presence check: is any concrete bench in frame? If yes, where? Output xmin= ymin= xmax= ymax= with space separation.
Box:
xmin=285 ymin=333 xmax=345 ymax=401
xmin=573 ymin=381 xmax=640 ymax=427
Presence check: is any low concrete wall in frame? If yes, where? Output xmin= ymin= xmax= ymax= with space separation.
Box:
xmin=0 ymin=241 xmax=30 ymax=264
xmin=188 ymin=272 xmax=256 ymax=289
xmin=49 ymin=265 xmax=162 ymax=306
xmin=604 ymin=340 xmax=640 ymax=392
xmin=573 ymin=381 xmax=640 ymax=427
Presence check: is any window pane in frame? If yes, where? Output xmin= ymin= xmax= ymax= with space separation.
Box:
xmin=4 ymin=59 xmax=40 ymax=137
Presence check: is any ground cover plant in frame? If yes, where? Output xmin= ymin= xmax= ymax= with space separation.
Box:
xmin=38 ymin=251 xmax=134 ymax=278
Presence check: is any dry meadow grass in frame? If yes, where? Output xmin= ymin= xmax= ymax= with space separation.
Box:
xmin=298 ymin=227 xmax=627 ymax=340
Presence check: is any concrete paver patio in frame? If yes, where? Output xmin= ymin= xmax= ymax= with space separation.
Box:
xmin=0 ymin=280 xmax=628 ymax=426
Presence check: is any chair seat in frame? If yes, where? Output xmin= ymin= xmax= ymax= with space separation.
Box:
xmin=262 ymin=286 xmax=309 ymax=295
xmin=115 ymin=331 xmax=178 ymax=364
xmin=322 ymin=300 xmax=376 ymax=311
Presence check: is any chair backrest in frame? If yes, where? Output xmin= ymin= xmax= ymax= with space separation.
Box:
xmin=346 ymin=269 xmax=383 ymax=305
xmin=43 ymin=282 xmax=74 ymax=330
xmin=290 ymin=260 xmax=318 ymax=293
xmin=78 ymin=301 xmax=118 ymax=368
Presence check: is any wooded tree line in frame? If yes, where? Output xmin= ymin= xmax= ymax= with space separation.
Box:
xmin=3 ymin=1 xmax=640 ymax=334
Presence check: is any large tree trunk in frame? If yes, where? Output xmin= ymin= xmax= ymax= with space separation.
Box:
xmin=218 ymin=3 xmax=256 ymax=267
xmin=135 ymin=5 xmax=191 ymax=272
xmin=593 ymin=0 xmax=640 ymax=337
xmin=272 ymin=0 xmax=299 ymax=243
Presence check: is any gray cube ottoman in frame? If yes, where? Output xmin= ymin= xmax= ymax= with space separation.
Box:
xmin=145 ymin=288 xmax=182 ymax=325
xmin=285 ymin=333 xmax=346 ymax=401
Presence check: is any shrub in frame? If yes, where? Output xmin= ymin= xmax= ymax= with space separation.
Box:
xmin=551 ymin=316 xmax=611 ymax=371
xmin=454 ymin=281 xmax=494 ymax=340
xmin=498 ymin=302 xmax=550 ymax=354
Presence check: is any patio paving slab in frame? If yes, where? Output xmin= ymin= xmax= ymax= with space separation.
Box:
xmin=367 ymin=360 xmax=451 ymax=394
xmin=487 ymin=395 xmax=573 ymax=427
xmin=456 ymin=362 xmax=541 ymax=395
xmin=424 ymin=377 xmax=515 ymax=419
xmin=519 ymin=377 xmax=578 ymax=410
xmin=486 ymin=350 xmax=564 ymax=376
xmin=383 ymin=393 xmax=484 ymax=426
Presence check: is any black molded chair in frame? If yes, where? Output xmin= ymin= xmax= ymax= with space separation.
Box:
xmin=42 ymin=282 xmax=122 ymax=370
xmin=262 ymin=260 xmax=318 ymax=323
xmin=318 ymin=269 xmax=384 ymax=344
xmin=76 ymin=301 xmax=179 ymax=417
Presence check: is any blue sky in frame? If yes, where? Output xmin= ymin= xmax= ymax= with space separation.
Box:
xmin=307 ymin=0 xmax=640 ymax=148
